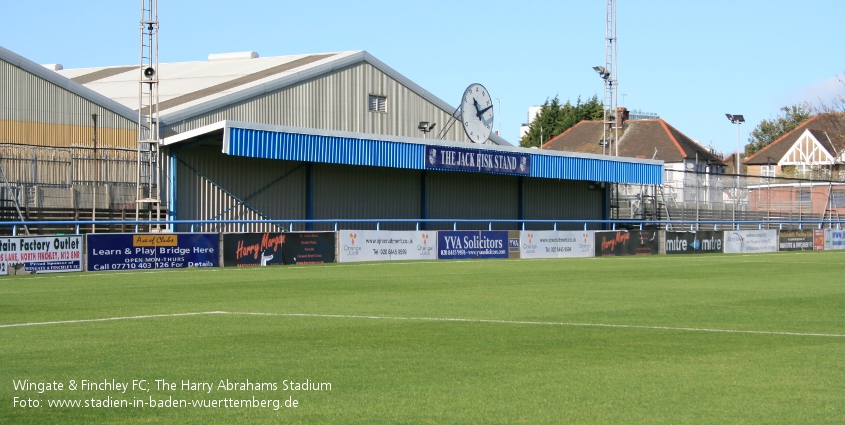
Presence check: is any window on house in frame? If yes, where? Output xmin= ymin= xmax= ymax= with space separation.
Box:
xmin=796 ymin=189 xmax=812 ymax=204
xmin=368 ymin=95 xmax=387 ymax=113
xmin=833 ymin=190 xmax=845 ymax=207
xmin=760 ymin=165 xmax=776 ymax=178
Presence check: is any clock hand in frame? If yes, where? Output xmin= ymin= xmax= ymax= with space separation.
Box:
xmin=478 ymin=105 xmax=493 ymax=115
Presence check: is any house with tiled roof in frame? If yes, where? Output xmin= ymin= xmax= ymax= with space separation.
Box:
xmin=743 ymin=113 xmax=845 ymax=217
xmin=744 ymin=113 xmax=845 ymax=180
xmin=541 ymin=108 xmax=726 ymax=209
xmin=542 ymin=108 xmax=725 ymax=171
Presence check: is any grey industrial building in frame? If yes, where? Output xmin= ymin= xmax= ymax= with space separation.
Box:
xmin=1 ymin=46 xmax=662 ymax=233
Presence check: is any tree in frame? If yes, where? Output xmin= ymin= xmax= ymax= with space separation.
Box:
xmin=745 ymin=103 xmax=814 ymax=155
xmin=520 ymin=95 xmax=603 ymax=148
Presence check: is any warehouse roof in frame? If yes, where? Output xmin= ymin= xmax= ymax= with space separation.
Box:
xmin=55 ymin=50 xmax=511 ymax=146
xmin=0 ymin=45 xmax=138 ymax=122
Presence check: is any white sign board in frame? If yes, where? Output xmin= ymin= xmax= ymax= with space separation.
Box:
xmin=519 ymin=231 xmax=594 ymax=259
xmin=824 ymin=229 xmax=845 ymax=250
xmin=0 ymin=235 xmax=84 ymax=274
xmin=723 ymin=230 xmax=777 ymax=254
xmin=339 ymin=231 xmax=437 ymax=262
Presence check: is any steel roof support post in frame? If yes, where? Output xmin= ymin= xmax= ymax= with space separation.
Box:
xmin=305 ymin=163 xmax=314 ymax=231
xmin=518 ymin=176 xmax=525 ymax=226
xmin=168 ymin=147 xmax=177 ymax=232
xmin=420 ymin=170 xmax=428 ymax=231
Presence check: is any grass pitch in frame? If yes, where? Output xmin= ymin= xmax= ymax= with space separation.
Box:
xmin=1 ymin=252 xmax=844 ymax=424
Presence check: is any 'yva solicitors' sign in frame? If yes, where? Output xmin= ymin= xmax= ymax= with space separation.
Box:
xmin=665 ymin=231 xmax=723 ymax=254
xmin=438 ymin=231 xmax=508 ymax=259
xmin=425 ymin=146 xmax=530 ymax=176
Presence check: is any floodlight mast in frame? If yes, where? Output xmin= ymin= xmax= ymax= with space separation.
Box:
xmin=726 ymin=113 xmax=745 ymax=227
xmin=595 ymin=0 xmax=618 ymax=156
xmin=137 ymin=0 xmax=162 ymax=228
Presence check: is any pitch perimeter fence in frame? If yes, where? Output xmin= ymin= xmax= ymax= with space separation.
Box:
xmin=1 ymin=225 xmax=844 ymax=276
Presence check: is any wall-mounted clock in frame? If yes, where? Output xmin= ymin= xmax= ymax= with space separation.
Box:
xmin=460 ymin=83 xmax=494 ymax=143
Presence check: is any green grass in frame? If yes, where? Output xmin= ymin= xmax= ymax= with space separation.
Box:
xmin=1 ymin=251 xmax=844 ymax=424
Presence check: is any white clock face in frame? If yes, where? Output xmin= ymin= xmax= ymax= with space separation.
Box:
xmin=460 ymin=83 xmax=494 ymax=143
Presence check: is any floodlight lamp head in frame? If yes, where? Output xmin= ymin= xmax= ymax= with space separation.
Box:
xmin=592 ymin=66 xmax=610 ymax=80
xmin=725 ymin=113 xmax=745 ymax=124
xmin=418 ymin=121 xmax=430 ymax=131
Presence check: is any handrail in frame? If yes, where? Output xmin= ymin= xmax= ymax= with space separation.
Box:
xmin=0 ymin=218 xmax=841 ymax=235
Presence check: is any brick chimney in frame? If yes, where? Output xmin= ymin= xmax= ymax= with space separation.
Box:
xmin=615 ymin=107 xmax=629 ymax=128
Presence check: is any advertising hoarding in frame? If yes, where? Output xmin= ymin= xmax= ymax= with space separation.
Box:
xmin=339 ymin=230 xmax=437 ymax=262
xmin=665 ymin=231 xmax=723 ymax=254
xmin=595 ymin=231 xmax=630 ymax=256
xmin=0 ymin=235 xmax=83 ymax=274
xmin=282 ymin=232 xmax=336 ymax=264
xmin=222 ymin=233 xmax=285 ymax=267
xmin=723 ymin=230 xmax=777 ymax=254
xmin=437 ymin=231 xmax=508 ymax=259
xmin=628 ymin=230 xmax=659 ymax=255
xmin=87 ymin=233 xmax=218 ymax=271
xmin=519 ymin=231 xmax=594 ymax=259
xmin=778 ymin=230 xmax=814 ymax=251
xmin=824 ymin=228 xmax=845 ymax=250
xmin=665 ymin=232 xmax=696 ymax=254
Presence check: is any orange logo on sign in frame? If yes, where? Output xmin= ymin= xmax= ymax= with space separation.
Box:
xmin=133 ymin=234 xmax=178 ymax=247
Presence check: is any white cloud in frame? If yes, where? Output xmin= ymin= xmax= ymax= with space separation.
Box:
xmin=781 ymin=75 xmax=845 ymax=107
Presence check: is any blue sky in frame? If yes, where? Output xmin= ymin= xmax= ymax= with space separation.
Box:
xmin=3 ymin=1 xmax=844 ymax=155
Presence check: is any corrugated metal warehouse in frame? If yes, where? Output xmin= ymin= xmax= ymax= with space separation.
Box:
xmin=1 ymin=46 xmax=663 ymax=231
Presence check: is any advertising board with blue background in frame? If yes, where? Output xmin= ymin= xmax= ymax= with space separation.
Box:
xmin=437 ymin=231 xmax=509 ymax=259
xmin=87 ymin=233 xmax=219 ymax=271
